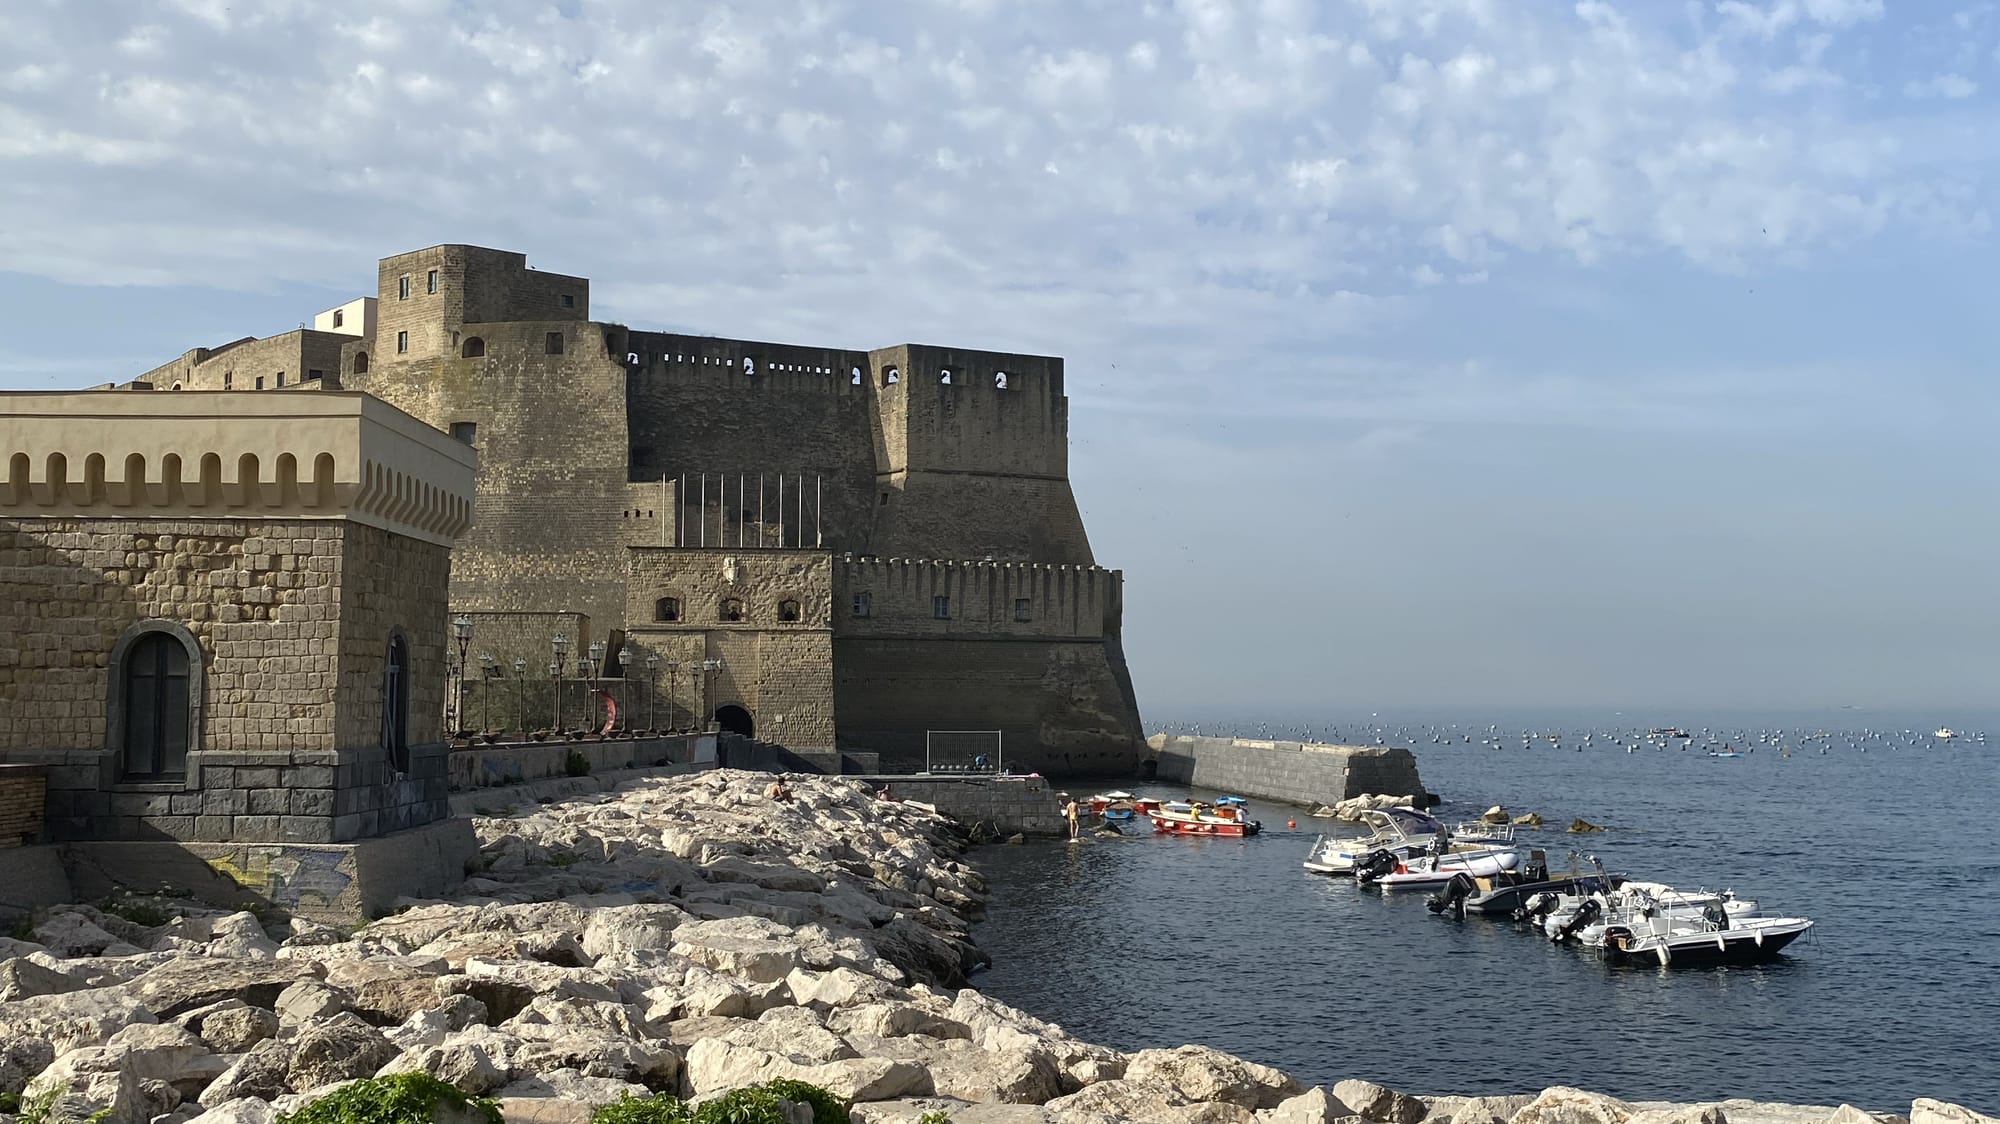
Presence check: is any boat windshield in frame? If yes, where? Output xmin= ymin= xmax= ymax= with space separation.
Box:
xmin=1368 ymin=807 xmax=1444 ymax=839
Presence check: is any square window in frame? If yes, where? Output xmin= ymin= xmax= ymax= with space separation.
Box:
xmin=561 ymin=293 xmax=575 ymax=309
xmin=1014 ymin=598 xmax=1032 ymax=622
xmin=449 ymin=421 xmax=477 ymax=444
xmin=306 ymin=369 xmax=322 ymax=381
xmin=852 ymin=592 xmax=872 ymax=618
xmin=254 ymin=376 xmax=265 ymax=390
xmin=427 ymin=269 xmax=438 ymax=294
xmin=398 ymin=275 xmax=410 ymax=300
xmin=778 ymin=599 xmax=800 ymax=623
xmin=545 ymin=332 xmax=564 ymax=355
xmin=332 ymin=309 xmax=344 ymax=328
xmin=397 ymin=330 xmax=409 ymax=354
xmin=932 ymin=595 xmax=950 ymax=620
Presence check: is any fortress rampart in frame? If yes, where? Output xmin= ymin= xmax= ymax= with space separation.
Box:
xmin=113 ymin=244 xmax=1145 ymax=775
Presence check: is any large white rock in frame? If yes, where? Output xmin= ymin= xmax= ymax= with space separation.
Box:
xmin=184 ymin=1097 xmax=278 ymax=1124
xmin=1425 ymin=1095 xmax=1538 ymax=1124
xmin=322 ymin=955 xmax=449 ymax=1024
xmin=284 ymin=1013 xmax=397 ymax=1092
xmin=1260 ymin=1086 xmax=1354 ymax=1124
xmin=1127 ymin=1045 xmax=1301 ymax=1110
xmin=580 ymin=904 xmax=693 ymax=959
xmin=0 ymin=956 xmax=86 ymax=1002
xmin=684 ymin=1038 xmax=929 ymax=1102
xmin=1509 ymin=1087 xmax=1637 ymax=1124
xmin=1913 ymin=1101 xmax=2000 ymax=1124
xmin=0 ymin=988 xmax=157 ymax=1054
xmin=24 ymin=1044 xmax=145 ymax=1124
xmin=103 ymin=1022 xmax=222 ymax=1087
xmin=376 ymin=1039 xmax=508 ymax=1094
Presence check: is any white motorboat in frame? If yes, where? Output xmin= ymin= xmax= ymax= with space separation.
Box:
xmin=1598 ymin=912 xmax=1814 ymax=967
xmin=1934 ymin=727 xmax=1957 ymax=740
xmin=1533 ymin=880 xmax=1766 ymax=947
xmin=1301 ymin=808 xmax=1513 ymax=875
xmin=1355 ymin=844 xmax=1522 ymax=891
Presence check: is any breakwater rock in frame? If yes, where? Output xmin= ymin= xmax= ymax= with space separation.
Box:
xmin=0 ymin=771 xmax=1993 ymax=1124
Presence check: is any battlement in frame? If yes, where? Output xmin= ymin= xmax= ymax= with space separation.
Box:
xmin=834 ymin=555 xmax=1118 ymax=640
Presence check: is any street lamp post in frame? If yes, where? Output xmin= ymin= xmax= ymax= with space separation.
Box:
xmin=645 ymin=653 xmax=660 ymax=732
xmin=452 ymin=615 xmax=474 ymax=736
xmin=699 ymin=657 xmax=724 ymax=730
xmin=585 ymin=640 xmax=604 ymax=734
xmin=551 ymin=632 xmax=570 ymax=732
xmin=614 ymin=644 xmax=631 ymax=734
xmin=477 ymin=652 xmax=496 ymax=733
xmin=665 ymin=659 xmax=681 ymax=733
xmin=512 ymin=658 xmax=526 ymax=736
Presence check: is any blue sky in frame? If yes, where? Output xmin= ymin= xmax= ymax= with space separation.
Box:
xmin=3 ymin=0 xmax=1995 ymax=714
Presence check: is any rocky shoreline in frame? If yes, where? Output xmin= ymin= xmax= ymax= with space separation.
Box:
xmin=0 ymin=770 xmax=1993 ymax=1124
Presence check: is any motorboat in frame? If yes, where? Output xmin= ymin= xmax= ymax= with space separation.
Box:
xmin=1934 ymin=728 xmax=1957 ymax=740
xmin=1533 ymin=879 xmax=1766 ymax=947
xmin=1088 ymin=791 xmax=1140 ymax=821
xmin=1599 ymin=912 xmax=1814 ymax=967
xmin=1150 ymin=800 xmax=1261 ymax=837
xmin=1300 ymin=807 xmax=1514 ymax=875
xmin=1354 ymin=843 xmax=1522 ymax=891
xmin=1426 ymin=852 xmax=1626 ymax=917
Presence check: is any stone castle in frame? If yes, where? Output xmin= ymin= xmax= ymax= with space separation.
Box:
xmin=134 ymin=245 xmax=1144 ymax=774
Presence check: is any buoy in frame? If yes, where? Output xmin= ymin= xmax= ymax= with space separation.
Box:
xmin=1287 ymin=818 xmax=1297 ymax=829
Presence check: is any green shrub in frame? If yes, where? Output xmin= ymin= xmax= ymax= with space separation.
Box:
xmin=916 ymin=1112 xmax=952 ymax=1124
xmin=587 ymin=1081 xmax=849 ymax=1124
xmin=13 ymin=1083 xmax=112 ymax=1124
xmin=565 ymin=749 xmax=593 ymax=777
xmin=273 ymin=1073 xmax=501 ymax=1124
xmin=98 ymin=898 xmax=174 ymax=928
xmin=590 ymin=1092 xmax=693 ymax=1124
xmin=760 ymin=1079 xmax=850 ymax=1124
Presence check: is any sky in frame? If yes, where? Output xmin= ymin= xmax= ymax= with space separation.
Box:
xmin=2 ymin=0 xmax=1996 ymax=716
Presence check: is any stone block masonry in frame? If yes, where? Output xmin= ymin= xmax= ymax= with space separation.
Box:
xmin=856 ymin=774 xmax=1069 ymax=837
xmin=1146 ymin=734 xmax=1428 ymax=810
xmin=0 ymin=764 xmax=47 ymax=846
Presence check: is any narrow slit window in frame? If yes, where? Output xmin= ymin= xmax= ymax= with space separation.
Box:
xmin=545 ymin=332 xmax=564 ymax=355
xmin=1014 ymin=598 xmax=1032 ymax=622
xmin=932 ymin=595 xmax=950 ymax=620
xmin=852 ymin=592 xmax=872 ymax=618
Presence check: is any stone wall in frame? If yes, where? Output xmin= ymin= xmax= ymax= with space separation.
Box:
xmin=864 ymin=774 xmax=1068 ymax=837
xmin=0 ymin=515 xmax=453 ymax=843
xmin=1146 ymin=734 xmax=1428 ymax=809
xmin=349 ymin=319 xmax=635 ymax=636
xmin=836 ymin=558 xmax=1115 ymax=640
xmin=835 ymin=637 xmax=1143 ymax=776
xmin=0 ymin=764 xmax=46 ymax=847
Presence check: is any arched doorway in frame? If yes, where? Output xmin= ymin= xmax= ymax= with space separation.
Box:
xmin=715 ymin=704 xmax=753 ymax=738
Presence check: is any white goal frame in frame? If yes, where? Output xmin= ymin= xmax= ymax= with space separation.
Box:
xmin=925 ymin=729 xmax=1004 ymax=775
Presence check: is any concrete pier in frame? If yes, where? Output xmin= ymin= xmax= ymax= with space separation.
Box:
xmin=1146 ymin=733 xmax=1427 ymax=810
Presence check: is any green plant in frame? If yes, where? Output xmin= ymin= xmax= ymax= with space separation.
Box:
xmin=0 ymin=1091 xmax=20 ymax=1114
xmin=565 ymin=749 xmax=593 ymax=777
xmin=760 ymin=1079 xmax=849 ymax=1124
xmin=916 ymin=1112 xmax=952 ymax=1124
xmin=692 ymin=1087 xmax=786 ymax=1124
xmin=99 ymin=898 xmax=173 ymax=928
xmin=273 ymin=1073 xmax=501 ymax=1124
xmin=590 ymin=1092 xmax=694 ymax=1124
xmin=13 ymin=1082 xmax=113 ymax=1124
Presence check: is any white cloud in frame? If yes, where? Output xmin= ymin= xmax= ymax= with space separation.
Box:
xmin=1905 ymin=73 xmax=1978 ymax=99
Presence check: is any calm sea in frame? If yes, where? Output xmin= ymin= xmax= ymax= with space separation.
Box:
xmin=968 ymin=713 xmax=2000 ymax=1113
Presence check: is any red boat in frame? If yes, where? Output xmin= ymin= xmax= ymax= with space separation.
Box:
xmin=1149 ymin=800 xmax=1260 ymax=837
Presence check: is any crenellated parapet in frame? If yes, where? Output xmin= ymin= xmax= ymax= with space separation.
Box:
xmin=833 ymin=554 xmax=1120 ymax=640
xmin=0 ymin=391 xmax=477 ymax=547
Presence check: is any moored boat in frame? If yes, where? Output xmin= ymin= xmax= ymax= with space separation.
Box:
xmin=1150 ymin=800 xmax=1261 ymax=837
xmin=1302 ymin=807 xmax=1515 ymax=875
xmin=1355 ymin=844 xmax=1522 ymax=891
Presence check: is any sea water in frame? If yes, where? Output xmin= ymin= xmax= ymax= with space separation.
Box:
xmin=969 ymin=713 xmax=2000 ymax=1112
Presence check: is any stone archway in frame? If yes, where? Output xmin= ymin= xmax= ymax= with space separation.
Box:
xmin=715 ymin=704 xmax=753 ymax=738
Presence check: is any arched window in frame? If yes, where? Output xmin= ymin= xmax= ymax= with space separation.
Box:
xmin=353 ymin=351 xmax=369 ymax=374
xmin=118 ymin=628 xmax=196 ymax=780
xmin=939 ymin=368 xmax=953 ymax=385
xmin=995 ymin=371 xmax=1009 ymax=389
xmin=720 ymin=598 xmax=745 ymax=622
xmin=654 ymin=596 xmax=681 ymax=622
xmin=461 ymin=337 xmax=485 ymax=358
xmin=382 ymin=633 xmax=410 ymax=773
xmin=882 ymin=366 xmax=900 ymax=385
xmin=778 ymin=599 xmax=800 ymax=623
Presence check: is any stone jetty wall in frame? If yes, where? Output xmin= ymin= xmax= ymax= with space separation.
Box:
xmin=1146 ymin=733 xmax=1427 ymax=809
xmin=446 ymin=733 xmax=711 ymax=792
xmin=859 ymin=774 xmax=1067 ymax=837
xmin=0 ymin=763 xmax=47 ymax=847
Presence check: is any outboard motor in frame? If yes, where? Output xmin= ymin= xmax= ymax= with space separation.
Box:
xmin=1427 ymin=872 xmax=1477 ymax=918
xmin=1551 ymin=897 xmax=1602 ymax=944
xmin=1515 ymin=891 xmax=1561 ymax=923
xmin=1354 ymin=849 xmax=1398 ymax=886
xmin=1702 ymin=899 xmax=1731 ymax=931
